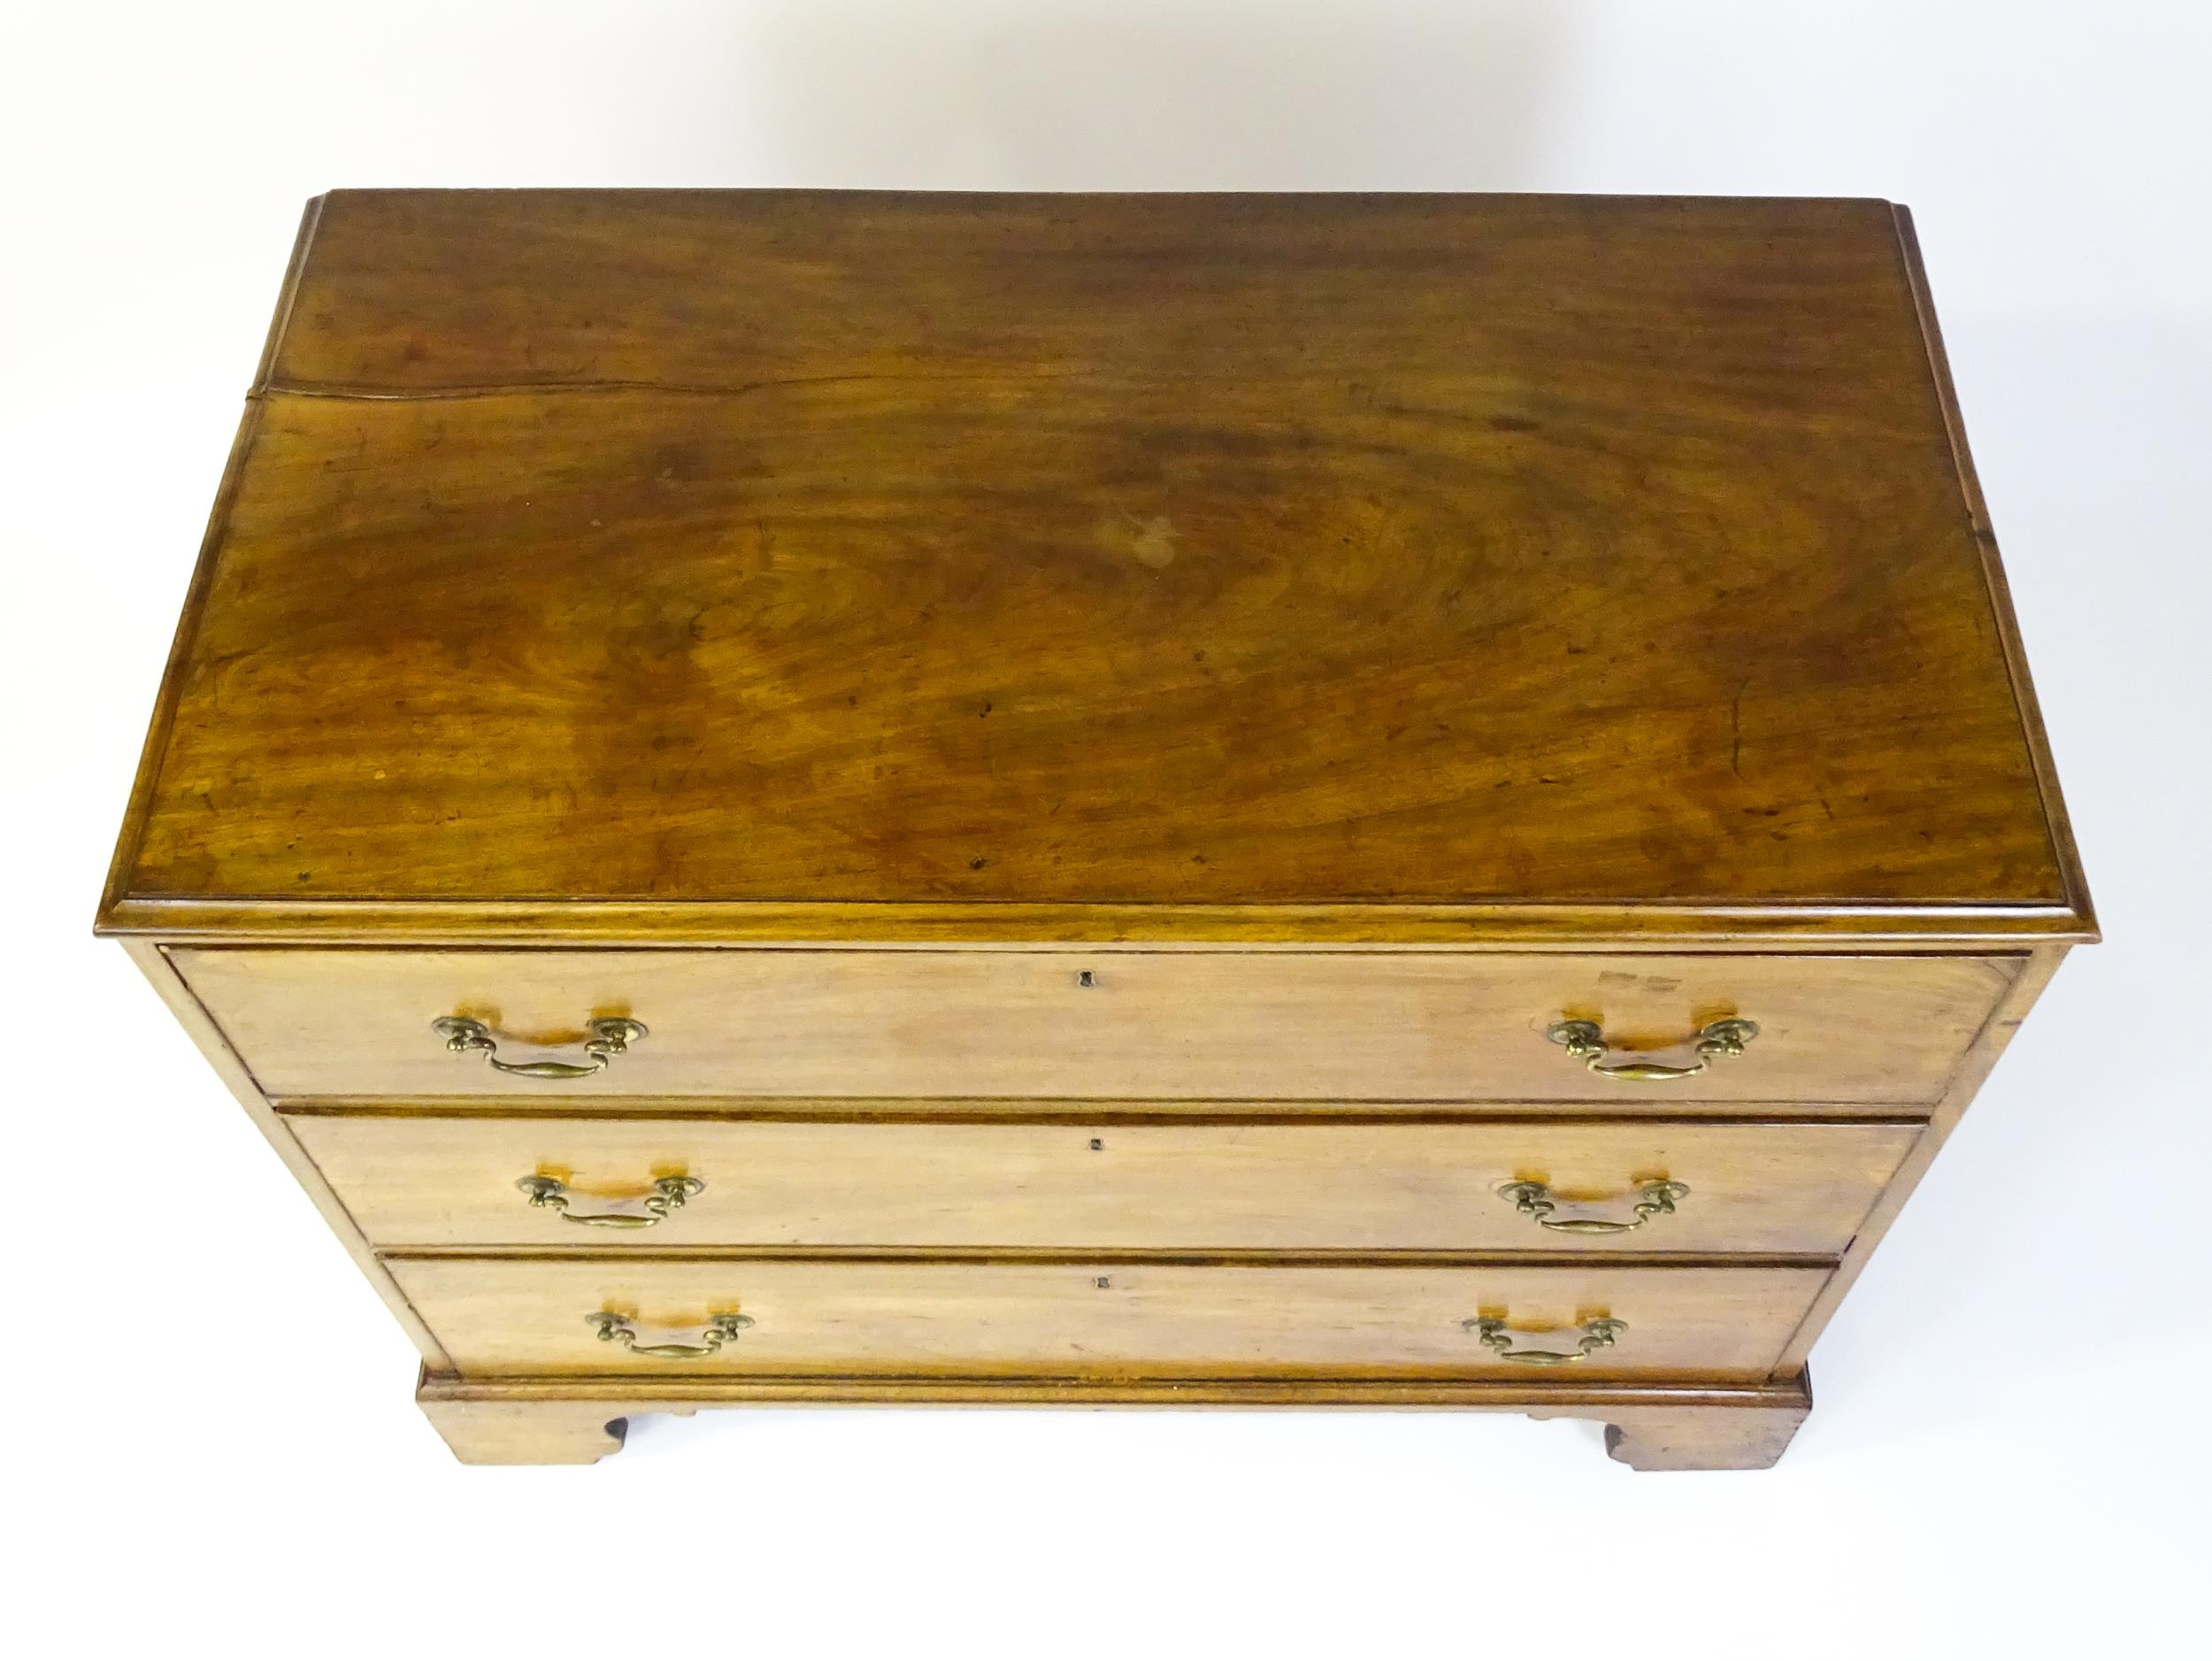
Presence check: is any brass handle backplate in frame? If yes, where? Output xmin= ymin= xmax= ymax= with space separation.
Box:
xmin=433 ymin=1015 xmax=647 ymax=1080
xmin=588 ymin=1310 xmax=753 ymax=1359
xmin=1496 ymin=1179 xmax=1688 ymax=1234
xmin=518 ymin=1174 xmax=703 ymax=1229
xmin=1546 ymin=1017 xmax=1758 ymax=1081
xmin=1463 ymin=1315 xmax=1627 ymax=1365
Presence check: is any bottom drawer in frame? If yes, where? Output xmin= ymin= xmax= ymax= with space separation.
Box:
xmin=390 ymin=1259 xmax=1829 ymax=1381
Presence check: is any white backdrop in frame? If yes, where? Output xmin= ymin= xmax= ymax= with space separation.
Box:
xmin=5 ymin=4 xmax=2206 ymax=1655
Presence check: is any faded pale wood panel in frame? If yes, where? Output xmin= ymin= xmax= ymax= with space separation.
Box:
xmin=1774 ymin=940 xmax=2078 ymax=1372
xmin=118 ymin=942 xmax=453 ymax=1369
xmin=391 ymin=1258 xmax=1829 ymax=1381
xmin=177 ymin=948 xmax=2012 ymax=1103
xmin=295 ymin=1115 xmax=1917 ymax=1254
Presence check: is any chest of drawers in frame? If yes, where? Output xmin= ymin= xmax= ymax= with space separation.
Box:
xmin=99 ymin=188 xmax=2093 ymax=1467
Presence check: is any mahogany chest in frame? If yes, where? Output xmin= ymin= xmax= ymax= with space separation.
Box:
xmin=99 ymin=189 xmax=2093 ymax=1466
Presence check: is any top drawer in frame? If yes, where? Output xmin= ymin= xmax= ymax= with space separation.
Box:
xmin=174 ymin=949 xmax=2013 ymax=1104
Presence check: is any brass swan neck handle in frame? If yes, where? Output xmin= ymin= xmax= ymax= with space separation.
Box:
xmin=588 ymin=1311 xmax=753 ymax=1360
xmin=433 ymin=1015 xmax=647 ymax=1080
xmin=1464 ymin=1316 xmax=1627 ymax=1365
xmin=1497 ymin=1179 xmax=1688 ymax=1234
xmin=518 ymin=1174 xmax=703 ymax=1228
xmin=1546 ymin=1017 xmax=1758 ymax=1082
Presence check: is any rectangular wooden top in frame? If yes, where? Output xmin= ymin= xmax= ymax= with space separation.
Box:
xmin=100 ymin=190 xmax=2091 ymax=944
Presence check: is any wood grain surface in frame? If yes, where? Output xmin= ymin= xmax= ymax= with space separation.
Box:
xmin=292 ymin=1114 xmax=1917 ymax=1254
xmin=389 ymin=1257 xmax=1828 ymax=1381
xmin=101 ymin=189 xmax=2080 ymax=937
xmin=177 ymin=946 xmax=2016 ymax=1103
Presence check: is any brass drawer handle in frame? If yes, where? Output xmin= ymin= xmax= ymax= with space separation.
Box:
xmin=1463 ymin=1315 xmax=1627 ymax=1365
xmin=432 ymin=1015 xmax=647 ymax=1080
xmin=1496 ymin=1179 xmax=1688 ymax=1234
xmin=588 ymin=1310 xmax=753 ymax=1359
xmin=1546 ymin=1017 xmax=1757 ymax=1081
xmin=518 ymin=1173 xmax=703 ymax=1228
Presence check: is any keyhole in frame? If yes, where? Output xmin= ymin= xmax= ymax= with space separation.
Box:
xmin=1094 ymin=1276 xmax=1112 ymax=1289
xmin=1077 ymin=970 xmax=1096 ymax=988
xmin=1088 ymin=1138 xmax=1103 ymax=1151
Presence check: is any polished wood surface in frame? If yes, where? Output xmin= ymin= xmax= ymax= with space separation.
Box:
xmin=99 ymin=189 xmax=2085 ymax=943
xmin=293 ymin=1114 xmax=1917 ymax=1254
xmin=178 ymin=946 xmax=2013 ymax=1104
xmin=389 ymin=1257 xmax=1827 ymax=1380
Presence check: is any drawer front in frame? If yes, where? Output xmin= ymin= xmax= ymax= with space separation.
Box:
xmin=390 ymin=1259 xmax=1830 ymax=1380
xmin=180 ymin=948 xmax=2013 ymax=1104
xmin=298 ymin=1115 xmax=1918 ymax=1254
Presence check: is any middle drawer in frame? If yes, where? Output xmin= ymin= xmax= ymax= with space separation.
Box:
xmin=292 ymin=1115 xmax=1917 ymax=1254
